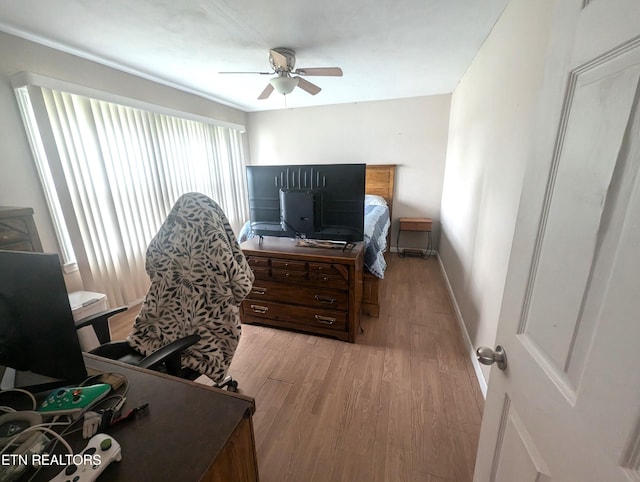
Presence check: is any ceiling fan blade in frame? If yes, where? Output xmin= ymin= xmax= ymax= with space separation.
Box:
xmin=296 ymin=77 xmax=322 ymax=96
xmin=295 ymin=67 xmax=343 ymax=77
xmin=258 ymin=83 xmax=274 ymax=100
xmin=270 ymin=49 xmax=289 ymax=70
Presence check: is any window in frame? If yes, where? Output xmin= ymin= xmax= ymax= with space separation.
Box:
xmin=13 ymin=73 xmax=249 ymax=306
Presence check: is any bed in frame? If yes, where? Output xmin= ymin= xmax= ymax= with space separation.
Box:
xmin=361 ymin=164 xmax=396 ymax=316
xmin=238 ymin=164 xmax=396 ymax=317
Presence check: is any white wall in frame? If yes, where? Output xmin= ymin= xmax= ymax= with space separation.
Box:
xmin=246 ymin=95 xmax=451 ymax=249
xmin=440 ymin=0 xmax=564 ymax=383
xmin=0 ymin=32 xmax=248 ymax=292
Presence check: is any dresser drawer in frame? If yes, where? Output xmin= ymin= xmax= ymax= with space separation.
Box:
xmin=247 ymin=256 xmax=270 ymax=268
xmin=271 ymin=259 xmax=306 ymax=271
xmin=242 ymin=300 xmax=347 ymax=332
xmin=307 ymin=273 xmax=348 ymax=290
xmin=250 ymin=266 xmax=271 ymax=280
xmin=271 ymin=269 xmax=308 ymax=284
xmin=247 ymin=281 xmax=348 ymax=311
xmin=308 ymin=262 xmax=344 ymax=277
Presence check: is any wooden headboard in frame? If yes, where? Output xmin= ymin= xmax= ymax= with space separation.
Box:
xmin=365 ymin=164 xmax=396 ymax=220
xmin=365 ymin=164 xmax=396 ymax=252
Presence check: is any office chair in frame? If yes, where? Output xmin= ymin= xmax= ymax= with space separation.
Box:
xmin=124 ymin=193 xmax=254 ymax=391
xmin=75 ymin=307 xmax=201 ymax=377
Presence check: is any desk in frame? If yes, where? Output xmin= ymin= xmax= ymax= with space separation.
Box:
xmin=32 ymin=354 xmax=259 ymax=481
xmin=397 ymin=217 xmax=432 ymax=258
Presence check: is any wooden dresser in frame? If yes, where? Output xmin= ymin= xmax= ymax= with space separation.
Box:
xmin=240 ymin=237 xmax=364 ymax=342
xmin=0 ymin=206 xmax=43 ymax=252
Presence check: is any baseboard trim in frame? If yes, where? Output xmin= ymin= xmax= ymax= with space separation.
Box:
xmin=389 ymin=246 xmax=438 ymax=256
xmin=436 ymin=252 xmax=488 ymax=398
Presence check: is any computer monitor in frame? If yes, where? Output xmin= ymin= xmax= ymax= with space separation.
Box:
xmin=0 ymin=250 xmax=88 ymax=393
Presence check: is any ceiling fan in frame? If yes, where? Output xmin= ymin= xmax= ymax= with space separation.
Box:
xmin=219 ymin=48 xmax=343 ymax=99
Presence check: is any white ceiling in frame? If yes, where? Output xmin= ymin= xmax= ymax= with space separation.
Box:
xmin=0 ymin=0 xmax=508 ymax=112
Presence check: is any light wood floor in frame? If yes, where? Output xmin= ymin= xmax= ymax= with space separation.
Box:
xmin=109 ymin=255 xmax=484 ymax=482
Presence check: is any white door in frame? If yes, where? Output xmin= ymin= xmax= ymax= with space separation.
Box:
xmin=474 ymin=1 xmax=640 ymax=481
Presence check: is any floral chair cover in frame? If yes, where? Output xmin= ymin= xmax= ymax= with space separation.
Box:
xmin=127 ymin=192 xmax=254 ymax=382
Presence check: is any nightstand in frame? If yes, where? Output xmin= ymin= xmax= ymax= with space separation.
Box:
xmin=397 ymin=217 xmax=432 ymax=258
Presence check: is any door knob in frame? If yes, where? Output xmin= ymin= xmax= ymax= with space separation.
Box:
xmin=476 ymin=345 xmax=507 ymax=370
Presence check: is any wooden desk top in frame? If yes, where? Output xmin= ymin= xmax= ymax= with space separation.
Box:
xmin=32 ymin=354 xmax=256 ymax=481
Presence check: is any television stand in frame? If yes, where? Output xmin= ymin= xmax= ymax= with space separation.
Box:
xmin=240 ymin=237 xmax=364 ymax=342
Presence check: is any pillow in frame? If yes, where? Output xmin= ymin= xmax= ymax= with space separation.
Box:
xmin=365 ymin=194 xmax=388 ymax=207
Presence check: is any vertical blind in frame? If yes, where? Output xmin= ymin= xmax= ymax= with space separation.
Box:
xmin=15 ymin=84 xmax=248 ymax=307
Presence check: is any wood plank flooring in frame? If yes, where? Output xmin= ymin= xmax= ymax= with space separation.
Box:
xmin=109 ymin=255 xmax=484 ymax=482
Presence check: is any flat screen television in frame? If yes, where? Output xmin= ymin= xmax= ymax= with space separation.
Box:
xmin=0 ymin=250 xmax=88 ymax=393
xmin=246 ymin=163 xmax=366 ymax=243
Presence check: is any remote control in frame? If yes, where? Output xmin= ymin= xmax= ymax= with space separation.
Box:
xmin=39 ymin=384 xmax=111 ymax=417
xmin=48 ymin=433 xmax=121 ymax=482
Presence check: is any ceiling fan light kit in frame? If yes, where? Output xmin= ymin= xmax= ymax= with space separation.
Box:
xmin=270 ymin=76 xmax=299 ymax=95
xmin=220 ymin=47 xmax=343 ymax=100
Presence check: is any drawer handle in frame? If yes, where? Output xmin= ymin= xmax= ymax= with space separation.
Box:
xmin=252 ymin=287 xmax=267 ymax=295
xmin=314 ymin=315 xmax=336 ymax=325
xmin=314 ymin=295 xmax=336 ymax=305
xmin=250 ymin=304 xmax=269 ymax=314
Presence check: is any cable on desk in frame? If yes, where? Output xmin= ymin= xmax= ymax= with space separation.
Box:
xmin=22 ymin=372 xmax=130 ymax=480
xmin=0 ymin=424 xmax=73 ymax=458
xmin=0 ymin=372 xmax=130 ymax=477
xmin=0 ymin=388 xmax=37 ymax=411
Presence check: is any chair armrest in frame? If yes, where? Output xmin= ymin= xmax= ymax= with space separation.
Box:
xmin=89 ymin=340 xmax=142 ymax=363
xmin=137 ymin=334 xmax=201 ymax=371
xmin=74 ymin=306 xmax=128 ymax=345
